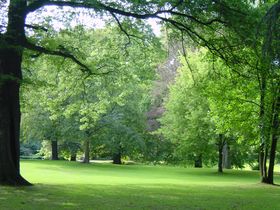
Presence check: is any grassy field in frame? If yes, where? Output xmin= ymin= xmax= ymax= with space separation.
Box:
xmin=0 ymin=160 xmax=279 ymax=210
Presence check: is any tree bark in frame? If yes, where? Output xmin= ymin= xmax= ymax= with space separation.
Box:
xmin=218 ymin=146 xmax=223 ymax=173
xmin=259 ymin=75 xmax=270 ymax=183
xmin=51 ymin=140 xmax=58 ymax=160
xmin=0 ymin=46 xmax=30 ymax=185
xmin=70 ymin=154 xmax=76 ymax=161
xmin=194 ymin=154 xmax=202 ymax=168
xmin=218 ymin=134 xmax=225 ymax=173
xmin=266 ymin=85 xmax=280 ymax=184
xmin=113 ymin=153 xmax=122 ymax=164
xmin=222 ymin=143 xmax=231 ymax=169
xmin=82 ymin=139 xmax=90 ymax=163
xmin=0 ymin=1 xmax=31 ymax=185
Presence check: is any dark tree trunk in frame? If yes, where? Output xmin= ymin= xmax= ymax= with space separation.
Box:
xmin=0 ymin=0 xmax=31 ymax=186
xmin=266 ymin=85 xmax=280 ymax=184
xmin=51 ymin=140 xmax=58 ymax=160
xmin=70 ymin=154 xmax=76 ymax=161
xmin=194 ymin=154 xmax=202 ymax=168
xmin=259 ymin=75 xmax=269 ymax=183
xmin=218 ymin=146 xmax=223 ymax=173
xmin=218 ymin=134 xmax=225 ymax=173
xmin=0 ymin=48 xmax=30 ymax=185
xmin=82 ymin=139 xmax=90 ymax=163
xmin=113 ymin=153 xmax=122 ymax=164
xmin=267 ymin=132 xmax=278 ymax=184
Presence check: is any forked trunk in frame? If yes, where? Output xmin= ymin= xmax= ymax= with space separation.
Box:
xmin=0 ymin=46 xmax=30 ymax=185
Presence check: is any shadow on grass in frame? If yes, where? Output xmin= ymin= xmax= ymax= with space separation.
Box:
xmin=1 ymin=183 xmax=280 ymax=210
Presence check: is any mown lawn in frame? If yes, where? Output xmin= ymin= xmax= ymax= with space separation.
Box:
xmin=0 ymin=160 xmax=279 ymax=210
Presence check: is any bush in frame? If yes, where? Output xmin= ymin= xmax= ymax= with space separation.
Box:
xmin=20 ymin=154 xmax=42 ymax=160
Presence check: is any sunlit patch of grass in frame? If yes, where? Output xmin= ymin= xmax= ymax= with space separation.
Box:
xmin=0 ymin=160 xmax=279 ymax=209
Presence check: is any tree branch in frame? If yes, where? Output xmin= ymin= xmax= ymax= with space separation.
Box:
xmin=24 ymin=0 xmax=240 ymax=69
xmin=23 ymin=39 xmax=92 ymax=74
xmin=180 ymin=32 xmax=196 ymax=85
xmin=26 ymin=0 xmax=225 ymax=28
xmin=24 ymin=24 xmax=48 ymax=32
xmin=224 ymin=96 xmax=260 ymax=108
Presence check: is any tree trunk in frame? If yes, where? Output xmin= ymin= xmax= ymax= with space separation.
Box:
xmin=218 ymin=146 xmax=223 ymax=173
xmin=82 ymin=139 xmax=90 ymax=163
xmin=222 ymin=143 xmax=231 ymax=169
xmin=113 ymin=153 xmax=122 ymax=164
xmin=70 ymin=154 xmax=76 ymax=161
xmin=194 ymin=154 xmax=202 ymax=168
xmin=51 ymin=140 xmax=58 ymax=160
xmin=0 ymin=46 xmax=30 ymax=185
xmin=266 ymin=85 xmax=280 ymax=184
xmin=259 ymin=76 xmax=269 ymax=182
xmin=259 ymin=145 xmax=267 ymax=181
xmin=218 ymin=134 xmax=225 ymax=173
xmin=267 ymin=131 xmax=278 ymax=184
xmin=0 ymin=0 xmax=31 ymax=186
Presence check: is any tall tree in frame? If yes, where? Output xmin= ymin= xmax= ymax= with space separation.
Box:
xmin=159 ymin=49 xmax=217 ymax=168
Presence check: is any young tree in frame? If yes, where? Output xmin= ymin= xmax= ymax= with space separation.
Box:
xmin=159 ymin=50 xmax=217 ymax=168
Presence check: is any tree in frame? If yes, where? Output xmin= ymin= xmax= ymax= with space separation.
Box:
xmin=22 ymin=24 xmax=161 ymax=165
xmin=96 ymin=87 xmax=151 ymax=164
xmin=21 ymin=101 xmax=62 ymax=160
xmin=159 ymin=50 xmax=217 ymax=168
xmin=205 ymin=1 xmax=280 ymax=183
xmin=258 ymin=1 xmax=280 ymax=184
xmin=159 ymin=48 xmax=261 ymax=171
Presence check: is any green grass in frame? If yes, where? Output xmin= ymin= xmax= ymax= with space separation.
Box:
xmin=0 ymin=160 xmax=280 ymax=210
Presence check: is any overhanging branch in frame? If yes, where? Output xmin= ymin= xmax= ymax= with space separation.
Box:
xmin=24 ymin=0 xmax=244 ymax=68
xmin=180 ymin=32 xmax=196 ymax=85
xmin=26 ymin=0 xmax=225 ymax=28
xmin=23 ymin=39 xmax=92 ymax=74
xmin=24 ymin=24 xmax=48 ymax=32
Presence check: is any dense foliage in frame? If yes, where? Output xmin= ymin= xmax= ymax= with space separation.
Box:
xmin=21 ymin=25 xmax=164 ymax=163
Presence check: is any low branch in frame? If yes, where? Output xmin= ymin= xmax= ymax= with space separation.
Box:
xmin=26 ymin=0 xmax=225 ymax=28
xmin=24 ymin=24 xmax=48 ymax=32
xmin=110 ymin=12 xmax=132 ymax=44
xmin=164 ymin=10 xmax=226 ymax=26
xmin=180 ymin=32 xmax=196 ymax=85
xmin=23 ymin=39 xmax=92 ymax=74
xmin=24 ymin=0 xmax=244 ymax=68
xmin=224 ymin=96 xmax=260 ymax=108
